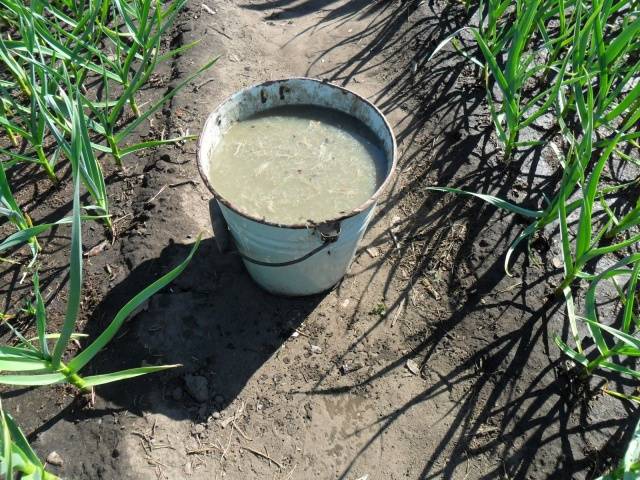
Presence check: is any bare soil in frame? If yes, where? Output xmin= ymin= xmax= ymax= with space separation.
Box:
xmin=1 ymin=1 xmax=636 ymax=479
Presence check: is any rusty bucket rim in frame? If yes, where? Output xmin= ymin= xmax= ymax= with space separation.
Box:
xmin=196 ymin=77 xmax=398 ymax=230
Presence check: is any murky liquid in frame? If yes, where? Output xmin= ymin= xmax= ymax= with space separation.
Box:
xmin=208 ymin=105 xmax=386 ymax=225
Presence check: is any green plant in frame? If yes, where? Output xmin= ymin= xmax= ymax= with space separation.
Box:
xmin=0 ymin=109 xmax=201 ymax=391
xmin=556 ymin=254 xmax=640 ymax=386
xmin=426 ymin=0 xmax=640 ymax=384
xmin=0 ymin=161 xmax=39 ymax=256
xmin=88 ymin=56 xmax=216 ymax=167
xmin=42 ymin=83 xmax=113 ymax=230
xmin=0 ymin=400 xmax=58 ymax=480
xmin=0 ymin=0 xmax=215 ymax=180
xmin=596 ymin=415 xmax=640 ymax=479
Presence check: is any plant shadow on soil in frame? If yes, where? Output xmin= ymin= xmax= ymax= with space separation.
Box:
xmin=83 ymin=236 xmax=325 ymax=420
xmin=242 ymin=0 xmax=639 ymax=478
xmin=1 ymin=1 xmax=635 ymax=478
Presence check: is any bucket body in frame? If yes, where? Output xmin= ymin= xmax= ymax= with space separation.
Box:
xmin=197 ymin=78 xmax=397 ymax=296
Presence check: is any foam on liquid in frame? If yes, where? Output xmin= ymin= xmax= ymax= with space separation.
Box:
xmin=208 ymin=105 xmax=386 ymax=225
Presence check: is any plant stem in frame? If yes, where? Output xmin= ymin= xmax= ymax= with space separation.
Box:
xmin=24 ymin=213 xmax=42 ymax=253
xmin=107 ymin=135 xmax=123 ymax=168
xmin=555 ymin=273 xmax=576 ymax=297
xmin=58 ymin=361 xmax=89 ymax=392
xmin=130 ymin=97 xmax=140 ymax=117
xmin=7 ymin=127 xmax=19 ymax=147
xmin=36 ymin=146 xmax=57 ymax=183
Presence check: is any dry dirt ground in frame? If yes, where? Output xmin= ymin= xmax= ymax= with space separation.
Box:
xmin=1 ymin=1 xmax=637 ymax=479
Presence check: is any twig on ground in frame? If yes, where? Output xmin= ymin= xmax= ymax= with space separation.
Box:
xmin=113 ymin=212 xmax=133 ymax=225
xmin=390 ymin=297 xmax=406 ymax=327
xmin=495 ymin=281 xmax=523 ymax=294
xmin=188 ymin=444 xmax=222 ymax=455
xmin=201 ymin=3 xmax=215 ymax=15
xmin=240 ymin=444 xmax=284 ymax=469
xmin=195 ymin=77 xmax=216 ymax=91
xmin=232 ymin=421 xmax=252 ymax=441
xmin=284 ymin=464 xmax=298 ymax=480
xmin=211 ymin=27 xmax=232 ymax=40
xmin=146 ymin=185 xmax=167 ymax=205
xmin=169 ymin=180 xmax=197 ymax=188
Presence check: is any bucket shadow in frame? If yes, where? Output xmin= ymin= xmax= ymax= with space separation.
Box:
xmin=83 ymin=237 xmax=324 ymax=421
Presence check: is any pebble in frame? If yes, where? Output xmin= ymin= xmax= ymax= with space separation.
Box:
xmin=340 ymin=362 xmax=364 ymax=374
xmin=310 ymin=345 xmax=322 ymax=354
xmin=303 ymin=403 xmax=313 ymax=421
xmin=47 ymin=451 xmax=64 ymax=466
xmin=194 ymin=424 xmax=205 ymax=434
xmin=406 ymin=359 xmax=421 ymax=376
xmin=366 ymin=247 xmax=379 ymax=258
xmin=211 ymin=411 xmax=221 ymax=419
xmin=184 ymin=375 xmax=209 ymax=403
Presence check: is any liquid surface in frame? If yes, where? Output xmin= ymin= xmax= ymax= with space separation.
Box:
xmin=208 ymin=106 xmax=386 ymax=225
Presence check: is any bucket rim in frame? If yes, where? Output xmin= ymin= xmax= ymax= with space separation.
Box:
xmin=196 ymin=77 xmax=398 ymax=230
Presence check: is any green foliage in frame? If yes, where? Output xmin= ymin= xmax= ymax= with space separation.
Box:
xmin=0 ymin=400 xmax=58 ymax=480
xmin=428 ymin=0 xmax=640 ymax=386
xmin=596 ymin=416 xmax=640 ymax=479
xmin=0 ymin=157 xmax=201 ymax=389
xmin=0 ymin=0 xmax=216 ymax=233
xmin=0 ymin=0 xmax=214 ymax=472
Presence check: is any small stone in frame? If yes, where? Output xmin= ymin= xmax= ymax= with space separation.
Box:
xmin=303 ymin=403 xmax=313 ymax=421
xmin=184 ymin=375 xmax=209 ymax=403
xmin=194 ymin=424 xmax=205 ymax=434
xmin=406 ymin=359 xmax=421 ymax=376
xmin=340 ymin=362 xmax=364 ymax=375
xmin=212 ymin=411 xmax=221 ymax=419
xmin=340 ymin=298 xmax=350 ymax=309
xmin=291 ymin=331 xmax=300 ymax=338
xmin=47 ymin=451 xmax=64 ymax=466
xmin=552 ymin=257 xmax=563 ymax=269
xmin=256 ymin=402 xmax=263 ymax=411
xmin=184 ymin=461 xmax=193 ymax=475
xmin=172 ymin=387 xmax=184 ymax=401
xmin=366 ymin=247 xmax=379 ymax=258
xmin=310 ymin=345 xmax=322 ymax=354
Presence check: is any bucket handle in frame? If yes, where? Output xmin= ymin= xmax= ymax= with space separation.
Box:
xmin=210 ymin=199 xmax=341 ymax=267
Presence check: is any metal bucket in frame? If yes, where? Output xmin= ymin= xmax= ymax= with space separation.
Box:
xmin=197 ymin=78 xmax=397 ymax=296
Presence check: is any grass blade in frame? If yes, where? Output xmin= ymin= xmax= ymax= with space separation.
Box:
xmin=82 ymin=364 xmax=182 ymax=387
xmin=0 ymin=373 xmax=65 ymax=386
xmin=426 ymin=186 xmax=543 ymax=218
xmin=68 ymin=235 xmax=201 ymax=372
xmin=51 ymin=109 xmax=82 ymax=368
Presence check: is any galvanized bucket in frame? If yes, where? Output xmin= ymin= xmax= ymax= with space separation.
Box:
xmin=197 ymin=78 xmax=397 ymax=296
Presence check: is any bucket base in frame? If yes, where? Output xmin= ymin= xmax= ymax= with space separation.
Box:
xmin=250 ymin=275 xmax=342 ymax=298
